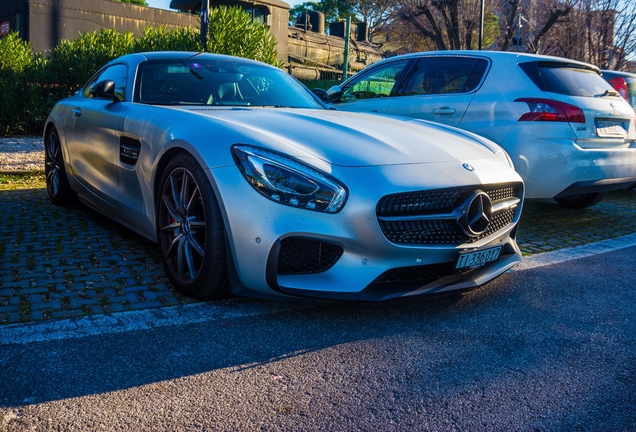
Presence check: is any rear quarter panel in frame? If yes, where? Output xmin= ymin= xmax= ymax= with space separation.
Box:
xmin=459 ymin=55 xmax=546 ymax=144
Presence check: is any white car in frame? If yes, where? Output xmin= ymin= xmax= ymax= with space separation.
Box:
xmin=321 ymin=51 xmax=636 ymax=208
xmin=43 ymin=51 xmax=524 ymax=301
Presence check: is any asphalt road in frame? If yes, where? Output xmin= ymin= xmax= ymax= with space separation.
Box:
xmin=1 ymin=244 xmax=634 ymax=431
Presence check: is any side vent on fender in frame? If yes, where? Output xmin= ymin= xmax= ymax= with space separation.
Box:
xmin=120 ymin=136 xmax=141 ymax=165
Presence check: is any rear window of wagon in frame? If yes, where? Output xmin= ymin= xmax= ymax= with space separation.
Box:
xmin=519 ymin=61 xmax=614 ymax=97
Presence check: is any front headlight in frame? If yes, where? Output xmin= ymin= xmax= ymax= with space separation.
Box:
xmin=231 ymin=145 xmax=348 ymax=213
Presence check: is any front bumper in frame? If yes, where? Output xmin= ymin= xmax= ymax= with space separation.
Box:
xmin=208 ymin=159 xmax=524 ymax=301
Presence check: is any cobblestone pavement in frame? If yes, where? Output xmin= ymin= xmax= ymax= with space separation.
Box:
xmin=1 ymin=146 xmax=635 ymax=325
xmin=0 ymin=187 xmax=198 ymax=325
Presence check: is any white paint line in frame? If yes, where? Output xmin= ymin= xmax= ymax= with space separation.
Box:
xmin=514 ymin=233 xmax=636 ymax=271
xmin=0 ymin=300 xmax=315 ymax=345
xmin=2 ymin=233 xmax=636 ymax=345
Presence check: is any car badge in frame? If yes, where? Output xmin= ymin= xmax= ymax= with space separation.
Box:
xmin=459 ymin=192 xmax=493 ymax=237
xmin=608 ymin=102 xmax=621 ymax=117
xmin=462 ymin=163 xmax=475 ymax=172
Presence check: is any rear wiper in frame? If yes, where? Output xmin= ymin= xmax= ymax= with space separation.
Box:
xmin=597 ymin=89 xmax=621 ymax=97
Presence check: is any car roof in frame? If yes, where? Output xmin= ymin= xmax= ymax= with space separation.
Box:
xmin=105 ymin=51 xmax=269 ymax=67
xmin=376 ymin=50 xmax=600 ymax=72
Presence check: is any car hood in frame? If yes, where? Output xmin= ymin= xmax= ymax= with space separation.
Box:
xmin=182 ymin=107 xmax=502 ymax=167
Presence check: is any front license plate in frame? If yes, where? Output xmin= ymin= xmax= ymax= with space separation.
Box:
xmin=595 ymin=119 xmax=628 ymax=137
xmin=455 ymin=246 xmax=502 ymax=270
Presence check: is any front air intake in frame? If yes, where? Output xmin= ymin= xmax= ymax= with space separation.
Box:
xmin=277 ymin=237 xmax=343 ymax=275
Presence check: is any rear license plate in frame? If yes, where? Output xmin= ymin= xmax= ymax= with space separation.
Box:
xmin=595 ymin=119 xmax=628 ymax=137
xmin=455 ymin=246 xmax=502 ymax=270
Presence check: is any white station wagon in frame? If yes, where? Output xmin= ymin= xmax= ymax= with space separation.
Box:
xmin=321 ymin=51 xmax=636 ymax=208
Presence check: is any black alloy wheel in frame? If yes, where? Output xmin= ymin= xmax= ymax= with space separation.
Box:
xmin=44 ymin=126 xmax=75 ymax=205
xmin=156 ymin=153 xmax=229 ymax=299
xmin=554 ymin=192 xmax=607 ymax=209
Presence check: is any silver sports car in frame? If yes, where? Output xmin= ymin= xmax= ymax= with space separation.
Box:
xmin=44 ymin=51 xmax=524 ymax=301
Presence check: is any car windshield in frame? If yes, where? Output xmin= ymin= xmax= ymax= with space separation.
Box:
xmin=134 ymin=58 xmax=323 ymax=109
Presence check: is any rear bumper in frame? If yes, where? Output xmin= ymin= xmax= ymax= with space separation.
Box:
xmin=502 ymin=130 xmax=636 ymax=198
xmin=554 ymin=177 xmax=636 ymax=198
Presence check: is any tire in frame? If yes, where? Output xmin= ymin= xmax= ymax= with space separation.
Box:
xmin=156 ymin=153 xmax=230 ymax=299
xmin=554 ymin=192 xmax=607 ymax=209
xmin=45 ymin=126 xmax=75 ymax=205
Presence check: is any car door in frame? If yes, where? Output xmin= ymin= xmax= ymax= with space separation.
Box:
xmin=385 ymin=56 xmax=488 ymax=127
xmin=334 ymin=59 xmax=412 ymax=114
xmin=65 ymin=63 xmax=128 ymax=204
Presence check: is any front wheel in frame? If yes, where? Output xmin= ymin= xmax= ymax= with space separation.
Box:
xmin=156 ymin=153 xmax=229 ymax=299
xmin=44 ymin=126 xmax=75 ymax=205
xmin=554 ymin=192 xmax=607 ymax=209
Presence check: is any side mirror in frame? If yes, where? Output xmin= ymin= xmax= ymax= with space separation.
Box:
xmin=326 ymin=85 xmax=343 ymax=102
xmin=313 ymin=85 xmax=344 ymax=103
xmin=90 ymin=80 xmax=119 ymax=101
xmin=312 ymin=88 xmax=331 ymax=103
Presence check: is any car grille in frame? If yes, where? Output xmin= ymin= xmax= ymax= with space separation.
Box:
xmin=370 ymin=259 xmax=481 ymax=286
xmin=277 ymin=237 xmax=343 ymax=275
xmin=376 ymin=183 xmax=522 ymax=245
xmin=372 ymin=262 xmax=458 ymax=285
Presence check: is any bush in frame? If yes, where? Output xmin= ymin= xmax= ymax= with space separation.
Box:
xmin=132 ymin=26 xmax=200 ymax=52
xmin=0 ymin=6 xmax=281 ymax=136
xmin=207 ymin=6 xmax=281 ymax=67
xmin=0 ymin=33 xmax=36 ymax=135
xmin=46 ymin=29 xmax=135 ymax=101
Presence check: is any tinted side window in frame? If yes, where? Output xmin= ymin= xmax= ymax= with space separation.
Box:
xmin=399 ymin=57 xmax=488 ymax=96
xmin=82 ymin=64 xmax=128 ymax=101
xmin=340 ymin=60 xmax=409 ymax=102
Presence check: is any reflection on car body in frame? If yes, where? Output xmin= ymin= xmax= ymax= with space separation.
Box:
xmin=44 ymin=51 xmax=524 ymax=301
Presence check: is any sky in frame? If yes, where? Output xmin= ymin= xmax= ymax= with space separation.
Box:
xmin=146 ymin=0 xmax=305 ymax=10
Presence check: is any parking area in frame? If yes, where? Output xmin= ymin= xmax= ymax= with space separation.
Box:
xmin=1 ymin=176 xmax=635 ymax=325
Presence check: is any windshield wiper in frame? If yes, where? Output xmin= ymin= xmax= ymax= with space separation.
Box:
xmin=188 ymin=68 xmax=203 ymax=80
xmin=140 ymin=101 xmax=191 ymax=106
xmin=597 ymin=89 xmax=621 ymax=97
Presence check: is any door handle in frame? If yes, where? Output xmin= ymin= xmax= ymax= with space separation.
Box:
xmin=71 ymin=107 xmax=82 ymax=117
xmin=432 ymin=107 xmax=456 ymax=115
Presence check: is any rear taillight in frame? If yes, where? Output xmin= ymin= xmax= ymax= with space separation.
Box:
xmin=515 ymin=98 xmax=586 ymax=123
xmin=607 ymin=77 xmax=628 ymax=100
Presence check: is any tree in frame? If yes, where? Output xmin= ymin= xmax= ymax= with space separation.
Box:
xmin=574 ymin=0 xmax=636 ymax=70
xmin=290 ymin=0 xmax=396 ymax=37
xmin=396 ymin=0 xmax=500 ymax=50
xmin=522 ymin=0 xmax=576 ymax=54
xmin=289 ymin=0 xmax=352 ymax=26
xmin=508 ymin=0 xmax=635 ymax=69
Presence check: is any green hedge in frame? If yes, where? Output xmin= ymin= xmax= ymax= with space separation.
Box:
xmin=0 ymin=6 xmax=281 ymax=136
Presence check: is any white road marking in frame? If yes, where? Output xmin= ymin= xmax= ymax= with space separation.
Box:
xmin=0 ymin=300 xmax=316 ymax=345
xmin=514 ymin=232 xmax=636 ymax=271
xmin=2 ymin=233 xmax=636 ymax=345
